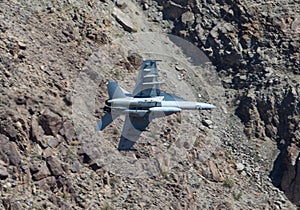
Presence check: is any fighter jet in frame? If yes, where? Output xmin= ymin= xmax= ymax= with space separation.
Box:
xmin=96 ymin=60 xmax=215 ymax=150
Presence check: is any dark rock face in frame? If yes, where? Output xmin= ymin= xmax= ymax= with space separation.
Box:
xmin=279 ymin=150 xmax=300 ymax=205
xmin=127 ymin=52 xmax=143 ymax=70
xmin=38 ymin=109 xmax=63 ymax=136
xmin=0 ymin=134 xmax=21 ymax=166
xmin=46 ymin=156 xmax=64 ymax=177
xmin=31 ymin=116 xmax=46 ymax=147
xmin=31 ymin=161 xmax=51 ymax=181
xmin=59 ymin=120 xmax=75 ymax=143
xmin=37 ymin=176 xmax=56 ymax=191
xmin=2 ymin=197 xmax=21 ymax=210
xmin=0 ymin=165 xmax=9 ymax=180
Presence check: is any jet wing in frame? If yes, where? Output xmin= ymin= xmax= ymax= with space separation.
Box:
xmin=132 ymin=60 xmax=164 ymax=98
xmin=118 ymin=114 xmax=150 ymax=150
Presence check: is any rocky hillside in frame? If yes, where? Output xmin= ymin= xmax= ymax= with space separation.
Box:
xmin=152 ymin=0 xmax=300 ymax=206
xmin=0 ymin=0 xmax=299 ymax=209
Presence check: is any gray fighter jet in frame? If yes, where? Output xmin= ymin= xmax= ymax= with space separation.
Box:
xmin=96 ymin=60 xmax=215 ymax=150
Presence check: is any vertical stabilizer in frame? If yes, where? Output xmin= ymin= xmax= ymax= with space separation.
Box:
xmin=107 ymin=81 xmax=126 ymax=99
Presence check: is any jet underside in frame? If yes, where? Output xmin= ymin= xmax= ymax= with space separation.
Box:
xmin=96 ymin=60 xmax=215 ymax=150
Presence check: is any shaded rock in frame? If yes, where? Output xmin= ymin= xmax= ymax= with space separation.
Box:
xmin=291 ymin=16 xmax=300 ymax=33
xmin=290 ymin=154 xmax=300 ymax=206
xmin=112 ymin=8 xmax=137 ymax=32
xmin=20 ymin=164 xmax=31 ymax=184
xmin=0 ymin=134 xmax=21 ymax=166
xmin=59 ymin=120 xmax=75 ymax=143
xmin=63 ymin=92 xmax=72 ymax=106
xmin=46 ymin=136 xmax=61 ymax=148
xmin=115 ymin=0 xmax=127 ymax=9
xmin=208 ymin=160 xmax=223 ymax=182
xmin=181 ymin=11 xmax=194 ymax=26
xmin=56 ymin=176 xmax=76 ymax=195
xmin=86 ymin=30 xmax=111 ymax=45
xmin=127 ymin=52 xmax=143 ymax=69
xmin=37 ymin=176 xmax=56 ymax=191
xmin=235 ymin=163 xmax=245 ymax=172
xmin=15 ymin=95 xmax=26 ymax=105
xmin=31 ymin=117 xmax=47 ymax=148
xmin=1 ymin=123 xmax=18 ymax=140
xmin=90 ymin=160 xmax=104 ymax=171
xmin=2 ymin=197 xmax=21 ymax=210
xmin=48 ymin=195 xmax=69 ymax=208
xmin=202 ymin=119 xmax=213 ymax=128
xmin=163 ymin=1 xmax=188 ymax=19
xmin=46 ymin=156 xmax=64 ymax=177
xmin=17 ymin=41 xmax=26 ymax=50
xmin=78 ymin=145 xmax=100 ymax=164
xmin=39 ymin=108 xmax=62 ymax=136
xmin=175 ymin=64 xmax=185 ymax=72
xmin=280 ymin=148 xmax=300 ymax=206
xmin=0 ymin=134 xmax=9 ymax=163
xmin=43 ymin=147 xmax=54 ymax=159
xmin=70 ymin=162 xmax=80 ymax=173
xmin=0 ymin=165 xmax=9 ymax=179
xmin=142 ymin=2 xmax=149 ymax=10
xmin=31 ymin=161 xmax=51 ymax=181
xmin=214 ymin=201 xmax=233 ymax=210
xmin=30 ymin=116 xmax=44 ymax=140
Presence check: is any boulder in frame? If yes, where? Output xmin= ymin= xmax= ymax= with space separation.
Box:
xmin=208 ymin=160 xmax=224 ymax=182
xmin=181 ymin=11 xmax=194 ymax=26
xmin=59 ymin=120 xmax=75 ymax=143
xmin=115 ymin=0 xmax=127 ymax=9
xmin=46 ymin=136 xmax=60 ymax=148
xmin=202 ymin=119 xmax=213 ymax=128
xmin=46 ymin=156 xmax=64 ymax=177
xmin=127 ymin=52 xmax=143 ymax=70
xmin=0 ymin=134 xmax=21 ymax=166
xmin=39 ymin=108 xmax=63 ymax=136
xmin=31 ymin=161 xmax=51 ymax=181
xmin=31 ymin=116 xmax=44 ymax=142
xmin=2 ymin=197 xmax=21 ymax=210
xmin=0 ymin=165 xmax=9 ymax=179
xmin=235 ymin=163 xmax=245 ymax=172
xmin=112 ymin=8 xmax=137 ymax=32
xmin=37 ymin=176 xmax=56 ymax=191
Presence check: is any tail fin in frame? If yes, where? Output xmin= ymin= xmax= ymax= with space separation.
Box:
xmin=107 ymin=81 xmax=126 ymax=99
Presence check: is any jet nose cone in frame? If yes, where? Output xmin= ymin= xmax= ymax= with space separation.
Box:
xmin=197 ymin=102 xmax=216 ymax=110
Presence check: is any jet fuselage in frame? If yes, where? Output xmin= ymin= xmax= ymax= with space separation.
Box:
xmin=106 ymin=96 xmax=215 ymax=118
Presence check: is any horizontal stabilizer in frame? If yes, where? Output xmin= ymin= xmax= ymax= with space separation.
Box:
xmin=96 ymin=112 xmax=114 ymax=131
